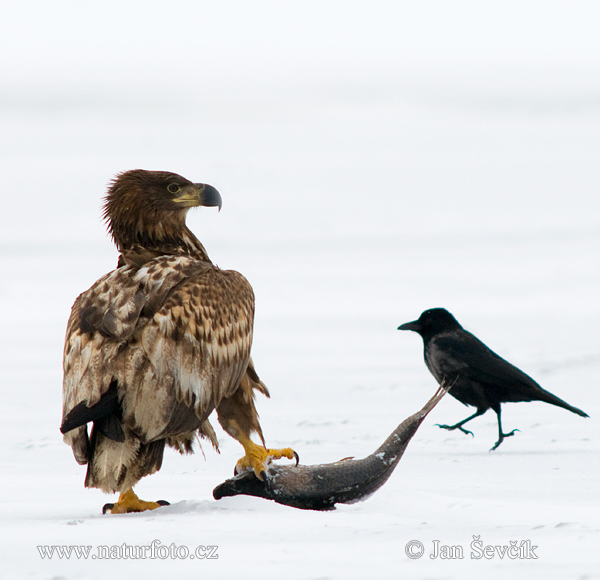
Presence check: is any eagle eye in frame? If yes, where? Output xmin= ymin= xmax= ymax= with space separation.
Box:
xmin=167 ymin=183 xmax=180 ymax=194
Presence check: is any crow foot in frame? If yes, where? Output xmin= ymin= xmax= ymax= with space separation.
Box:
xmin=436 ymin=423 xmax=474 ymax=437
xmin=490 ymin=429 xmax=519 ymax=451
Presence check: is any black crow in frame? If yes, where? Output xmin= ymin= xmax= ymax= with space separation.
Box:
xmin=398 ymin=308 xmax=588 ymax=450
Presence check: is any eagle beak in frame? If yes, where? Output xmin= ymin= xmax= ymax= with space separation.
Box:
xmin=398 ymin=320 xmax=419 ymax=332
xmin=173 ymin=184 xmax=222 ymax=211
xmin=196 ymin=183 xmax=222 ymax=212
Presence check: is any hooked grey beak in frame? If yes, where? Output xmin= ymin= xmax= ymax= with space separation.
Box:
xmin=196 ymin=183 xmax=222 ymax=211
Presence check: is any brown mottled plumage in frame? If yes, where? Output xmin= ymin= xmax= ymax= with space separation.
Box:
xmin=61 ymin=170 xmax=292 ymax=513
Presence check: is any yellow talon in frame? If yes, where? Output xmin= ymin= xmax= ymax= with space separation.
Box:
xmin=102 ymin=488 xmax=169 ymax=514
xmin=235 ymin=437 xmax=297 ymax=480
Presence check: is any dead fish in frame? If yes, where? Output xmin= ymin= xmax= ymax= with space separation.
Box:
xmin=213 ymin=384 xmax=449 ymax=510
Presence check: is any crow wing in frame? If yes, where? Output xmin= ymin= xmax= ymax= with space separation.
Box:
xmin=427 ymin=331 xmax=546 ymax=403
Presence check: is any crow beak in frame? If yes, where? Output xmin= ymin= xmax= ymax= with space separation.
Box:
xmin=398 ymin=321 xmax=420 ymax=332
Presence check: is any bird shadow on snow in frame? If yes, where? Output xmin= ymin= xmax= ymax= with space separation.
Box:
xmin=119 ymin=496 xmax=289 ymax=517
xmin=58 ymin=497 xmax=283 ymax=525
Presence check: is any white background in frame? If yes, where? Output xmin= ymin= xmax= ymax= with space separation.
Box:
xmin=1 ymin=2 xmax=599 ymax=578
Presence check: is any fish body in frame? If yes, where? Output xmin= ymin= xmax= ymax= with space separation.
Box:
xmin=213 ymin=385 xmax=448 ymax=510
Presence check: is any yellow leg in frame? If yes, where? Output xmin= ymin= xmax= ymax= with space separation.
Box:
xmin=235 ymin=434 xmax=297 ymax=480
xmin=102 ymin=488 xmax=169 ymax=514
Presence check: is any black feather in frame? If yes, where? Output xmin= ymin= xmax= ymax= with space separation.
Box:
xmin=61 ymin=381 xmax=125 ymax=442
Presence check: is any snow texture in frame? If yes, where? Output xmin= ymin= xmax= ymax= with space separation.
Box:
xmin=1 ymin=2 xmax=599 ymax=578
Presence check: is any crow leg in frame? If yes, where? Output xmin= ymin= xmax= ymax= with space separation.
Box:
xmin=490 ymin=406 xmax=519 ymax=451
xmin=436 ymin=409 xmax=486 ymax=437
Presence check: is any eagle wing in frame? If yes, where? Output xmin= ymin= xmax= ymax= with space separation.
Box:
xmin=62 ymin=254 xmax=254 ymax=454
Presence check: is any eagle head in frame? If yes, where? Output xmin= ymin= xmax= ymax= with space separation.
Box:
xmin=102 ymin=169 xmax=221 ymax=251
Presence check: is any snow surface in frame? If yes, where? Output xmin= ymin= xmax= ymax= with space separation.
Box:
xmin=1 ymin=2 xmax=599 ymax=578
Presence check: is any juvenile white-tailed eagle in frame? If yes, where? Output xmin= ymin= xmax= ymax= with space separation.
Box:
xmin=61 ymin=169 xmax=296 ymax=513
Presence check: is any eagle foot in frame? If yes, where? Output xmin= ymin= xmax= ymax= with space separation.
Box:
xmin=102 ymin=489 xmax=170 ymax=514
xmin=235 ymin=439 xmax=299 ymax=481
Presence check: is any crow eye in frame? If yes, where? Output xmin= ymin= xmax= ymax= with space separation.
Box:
xmin=167 ymin=183 xmax=180 ymax=194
